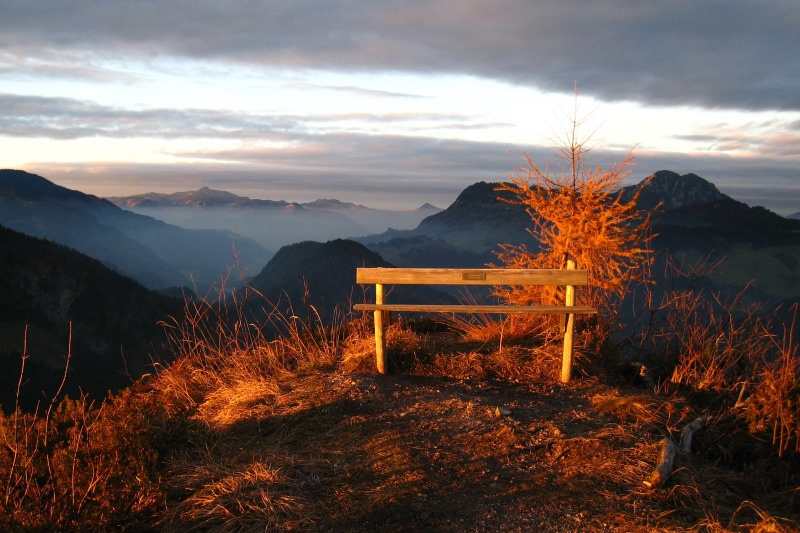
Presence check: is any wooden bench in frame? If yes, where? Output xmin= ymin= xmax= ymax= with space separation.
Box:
xmin=353 ymin=262 xmax=598 ymax=382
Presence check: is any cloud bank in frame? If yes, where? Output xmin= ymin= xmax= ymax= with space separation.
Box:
xmin=2 ymin=0 xmax=798 ymax=111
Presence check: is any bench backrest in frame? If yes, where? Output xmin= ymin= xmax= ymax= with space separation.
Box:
xmin=356 ymin=267 xmax=588 ymax=286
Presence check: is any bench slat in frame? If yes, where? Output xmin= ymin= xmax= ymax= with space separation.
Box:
xmin=356 ymin=267 xmax=588 ymax=286
xmin=353 ymin=303 xmax=598 ymax=315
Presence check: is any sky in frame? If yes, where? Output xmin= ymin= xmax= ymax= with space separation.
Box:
xmin=1 ymin=0 xmax=799 ymax=213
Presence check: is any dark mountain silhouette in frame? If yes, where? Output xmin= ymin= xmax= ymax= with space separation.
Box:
xmin=618 ymin=173 xmax=800 ymax=305
xmin=619 ymin=170 xmax=799 ymax=233
xmin=413 ymin=182 xmax=533 ymax=251
xmin=0 ymin=170 xmax=270 ymax=289
xmin=0 ymin=224 xmax=183 ymax=412
xmin=653 ymin=199 xmax=799 ymax=233
xmin=365 ymin=235 xmax=488 ymax=268
xmin=621 ymin=172 xmax=800 ymax=307
xmin=356 ymin=182 xmax=534 ymax=266
xmin=246 ymin=239 xmax=453 ymax=321
xmin=246 ymin=239 xmax=391 ymax=321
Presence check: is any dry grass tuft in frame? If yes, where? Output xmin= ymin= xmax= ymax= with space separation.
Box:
xmin=339 ymin=316 xmax=425 ymax=374
xmin=166 ymin=453 xmax=314 ymax=532
xmin=196 ymin=377 xmax=282 ymax=429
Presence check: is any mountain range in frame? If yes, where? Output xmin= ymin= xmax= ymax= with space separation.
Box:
xmin=238 ymin=169 xmax=800 ymax=321
xmin=107 ymin=187 xmax=442 ymax=251
xmin=0 ymin=169 xmax=270 ymax=290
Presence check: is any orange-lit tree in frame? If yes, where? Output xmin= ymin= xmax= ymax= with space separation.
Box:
xmin=495 ymin=103 xmax=653 ymax=318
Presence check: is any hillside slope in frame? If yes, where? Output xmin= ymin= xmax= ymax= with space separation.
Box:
xmin=155 ymin=370 xmax=680 ymax=531
xmin=0 ymin=224 xmax=182 ymax=411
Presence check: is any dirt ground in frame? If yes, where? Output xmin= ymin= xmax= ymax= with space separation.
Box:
xmin=156 ymin=363 xmax=798 ymax=532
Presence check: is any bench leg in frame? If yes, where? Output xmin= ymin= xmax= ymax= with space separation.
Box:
xmin=561 ymin=259 xmax=577 ymax=383
xmin=561 ymin=312 xmax=575 ymax=383
xmin=374 ymin=310 xmax=387 ymax=374
xmin=374 ymin=283 xmax=387 ymax=374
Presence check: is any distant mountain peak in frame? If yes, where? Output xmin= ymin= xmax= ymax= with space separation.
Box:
xmin=620 ymin=170 xmax=731 ymax=210
xmin=177 ymin=187 xmax=244 ymax=206
xmin=302 ymin=198 xmax=369 ymax=210
xmin=109 ymin=188 xmax=291 ymax=209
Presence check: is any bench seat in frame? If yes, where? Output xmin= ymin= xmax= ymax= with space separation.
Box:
xmin=353 ymin=304 xmax=598 ymax=314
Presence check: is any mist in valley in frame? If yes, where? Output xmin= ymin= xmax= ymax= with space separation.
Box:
xmin=117 ymin=203 xmax=441 ymax=253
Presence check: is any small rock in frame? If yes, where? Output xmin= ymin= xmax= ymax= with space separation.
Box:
xmin=495 ymin=406 xmax=512 ymax=417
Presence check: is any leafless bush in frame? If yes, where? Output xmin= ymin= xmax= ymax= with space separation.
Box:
xmin=631 ymin=254 xmax=769 ymax=394
xmin=0 ymin=326 xmax=164 ymax=530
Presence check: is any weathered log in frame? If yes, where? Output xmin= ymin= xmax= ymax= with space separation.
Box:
xmin=643 ymin=436 xmax=677 ymax=489
xmin=645 ymin=416 xmax=708 ymax=488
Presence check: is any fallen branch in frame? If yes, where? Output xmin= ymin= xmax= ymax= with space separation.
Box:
xmin=644 ymin=416 xmax=708 ymax=488
xmin=643 ymin=436 xmax=677 ymax=489
xmin=733 ymin=382 xmax=748 ymax=409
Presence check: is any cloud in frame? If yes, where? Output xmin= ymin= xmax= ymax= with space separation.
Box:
xmin=1 ymin=0 xmax=797 ymax=110
xmin=22 ymin=134 xmax=539 ymax=208
xmin=167 ymin=134 xmax=525 ymax=196
xmin=0 ymin=93 xmax=306 ymax=140
xmin=0 ymin=93 xmax=490 ymax=140
xmin=281 ymin=82 xmax=423 ymax=99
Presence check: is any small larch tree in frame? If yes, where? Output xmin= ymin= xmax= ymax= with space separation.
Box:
xmin=494 ymin=102 xmax=653 ymax=319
